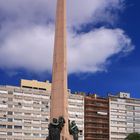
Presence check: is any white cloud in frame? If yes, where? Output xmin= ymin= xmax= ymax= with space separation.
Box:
xmin=0 ymin=25 xmax=134 ymax=74
xmin=0 ymin=0 xmax=134 ymax=74
xmin=67 ymin=0 xmax=124 ymax=27
xmin=68 ymin=28 xmax=134 ymax=73
xmin=0 ymin=0 xmax=124 ymax=27
xmin=0 ymin=25 xmax=54 ymax=72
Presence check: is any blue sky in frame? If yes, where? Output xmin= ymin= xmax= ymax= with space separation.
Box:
xmin=0 ymin=0 xmax=139 ymax=98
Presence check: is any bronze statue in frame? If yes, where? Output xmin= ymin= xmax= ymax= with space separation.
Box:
xmin=47 ymin=117 xmax=79 ymax=140
xmin=47 ymin=116 xmax=65 ymax=140
xmin=69 ymin=120 xmax=79 ymax=140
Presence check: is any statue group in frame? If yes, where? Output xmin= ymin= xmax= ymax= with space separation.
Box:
xmin=47 ymin=117 xmax=79 ymax=140
xmin=47 ymin=116 xmax=65 ymax=140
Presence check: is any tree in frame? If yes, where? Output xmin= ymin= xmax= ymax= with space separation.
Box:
xmin=125 ymin=133 xmax=140 ymax=140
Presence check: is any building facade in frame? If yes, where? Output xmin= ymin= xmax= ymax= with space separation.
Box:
xmin=68 ymin=93 xmax=84 ymax=140
xmin=109 ymin=92 xmax=140 ymax=140
xmin=84 ymin=95 xmax=109 ymax=140
xmin=21 ymin=79 xmax=51 ymax=91
xmin=0 ymin=79 xmax=84 ymax=140
xmin=0 ymin=85 xmax=50 ymax=140
xmin=1 ymin=79 xmax=140 ymax=140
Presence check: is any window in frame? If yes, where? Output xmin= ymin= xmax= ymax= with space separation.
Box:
xmin=14 ymin=125 xmax=22 ymax=129
xmin=33 ymin=127 xmax=40 ymax=130
xmin=14 ymin=118 xmax=22 ymax=122
xmin=8 ymin=118 xmax=13 ymax=122
xmin=33 ymin=101 xmax=39 ymax=105
xmin=24 ymin=113 xmax=31 ymax=116
xmin=33 ymin=107 xmax=40 ymax=110
xmin=79 ymin=130 xmax=83 ymax=135
xmin=41 ymin=127 xmax=47 ymax=130
xmin=0 ymin=90 xmax=7 ymax=94
xmin=24 ymin=126 xmax=31 ymax=129
xmin=33 ymin=133 xmax=40 ymax=137
xmin=8 ymin=111 xmax=13 ymax=115
xmin=7 ymin=125 xmax=12 ymax=129
xmin=0 ymin=125 xmax=6 ymax=128
xmin=24 ymin=133 xmax=31 ymax=136
xmin=135 ymin=106 xmax=140 ymax=111
xmin=41 ymin=134 xmax=47 ymax=138
xmin=42 ymin=101 xmax=46 ymax=105
xmin=33 ymin=120 xmax=40 ymax=124
xmin=126 ymin=105 xmax=134 ymax=110
xmin=14 ymin=132 xmax=22 ymax=136
xmin=14 ymin=105 xmax=22 ymax=108
xmin=7 ymin=132 xmax=12 ymax=135
xmin=0 ymin=117 xmax=6 ymax=122
xmin=14 ymin=112 xmax=22 ymax=115
xmin=39 ymin=88 xmax=46 ymax=91
xmin=0 ymin=131 xmax=6 ymax=135
xmin=8 ymin=91 xmax=13 ymax=94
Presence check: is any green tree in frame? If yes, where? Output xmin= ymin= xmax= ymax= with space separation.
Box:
xmin=125 ymin=133 xmax=140 ymax=140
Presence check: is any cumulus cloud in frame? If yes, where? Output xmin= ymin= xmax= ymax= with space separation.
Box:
xmin=68 ymin=28 xmax=134 ymax=73
xmin=0 ymin=26 xmax=134 ymax=73
xmin=0 ymin=25 xmax=54 ymax=72
xmin=67 ymin=0 xmax=124 ymax=27
xmin=0 ymin=0 xmax=134 ymax=74
xmin=0 ymin=0 xmax=124 ymax=26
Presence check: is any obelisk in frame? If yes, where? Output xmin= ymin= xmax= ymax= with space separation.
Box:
xmin=50 ymin=0 xmax=71 ymax=139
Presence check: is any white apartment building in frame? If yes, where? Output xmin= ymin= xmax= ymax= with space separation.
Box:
xmin=0 ymin=85 xmax=50 ymax=140
xmin=68 ymin=94 xmax=84 ymax=140
xmin=109 ymin=92 xmax=140 ymax=140
xmin=0 ymin=79 xmax=84 ymax=140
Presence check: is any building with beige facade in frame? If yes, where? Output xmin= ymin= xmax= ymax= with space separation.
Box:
xmin=2 ymin=79 xmax=140 ymax=140
xmin=21 ymin=79 xmax=51 ymax=91
xmin=0 ymin=79 xmax=84 ymax=140
xmin=0 ymin=84 xmax=50 ymax=140
xmin=109 ymin=92 xmax=140 ymax=140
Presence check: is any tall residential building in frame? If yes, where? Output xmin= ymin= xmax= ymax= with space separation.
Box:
xmin=84 ymin=94 xmax=109 ymax=140
xmin=0 ymin=85 xmax=50 ymax=140
xmin=68 ymin=94 xmax=84 ymax=140
xmin=2 ymin=79 xmax=140 ymax=140
xmin=0 ymin=79 xmax=84 ymax=140
xmin=109 ymin=92 xmax=140 ymax=140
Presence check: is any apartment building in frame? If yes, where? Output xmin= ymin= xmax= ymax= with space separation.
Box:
xmin=109 ymin=92 xmax=140 ymax=140
xmin=0 ymin=85 xmax=50 ymax=140
xmin=3 ymin=79 xmax=140 ymax=140
xmin=68 ymin=93 xmax=84 ymax=140
xmin=0 ymin=79 xmax=84 ymax=140
xmin=84 ymin=94 xmax=109 ymax=140
xmin=21 ymin=79 xmax=51 ymax=91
